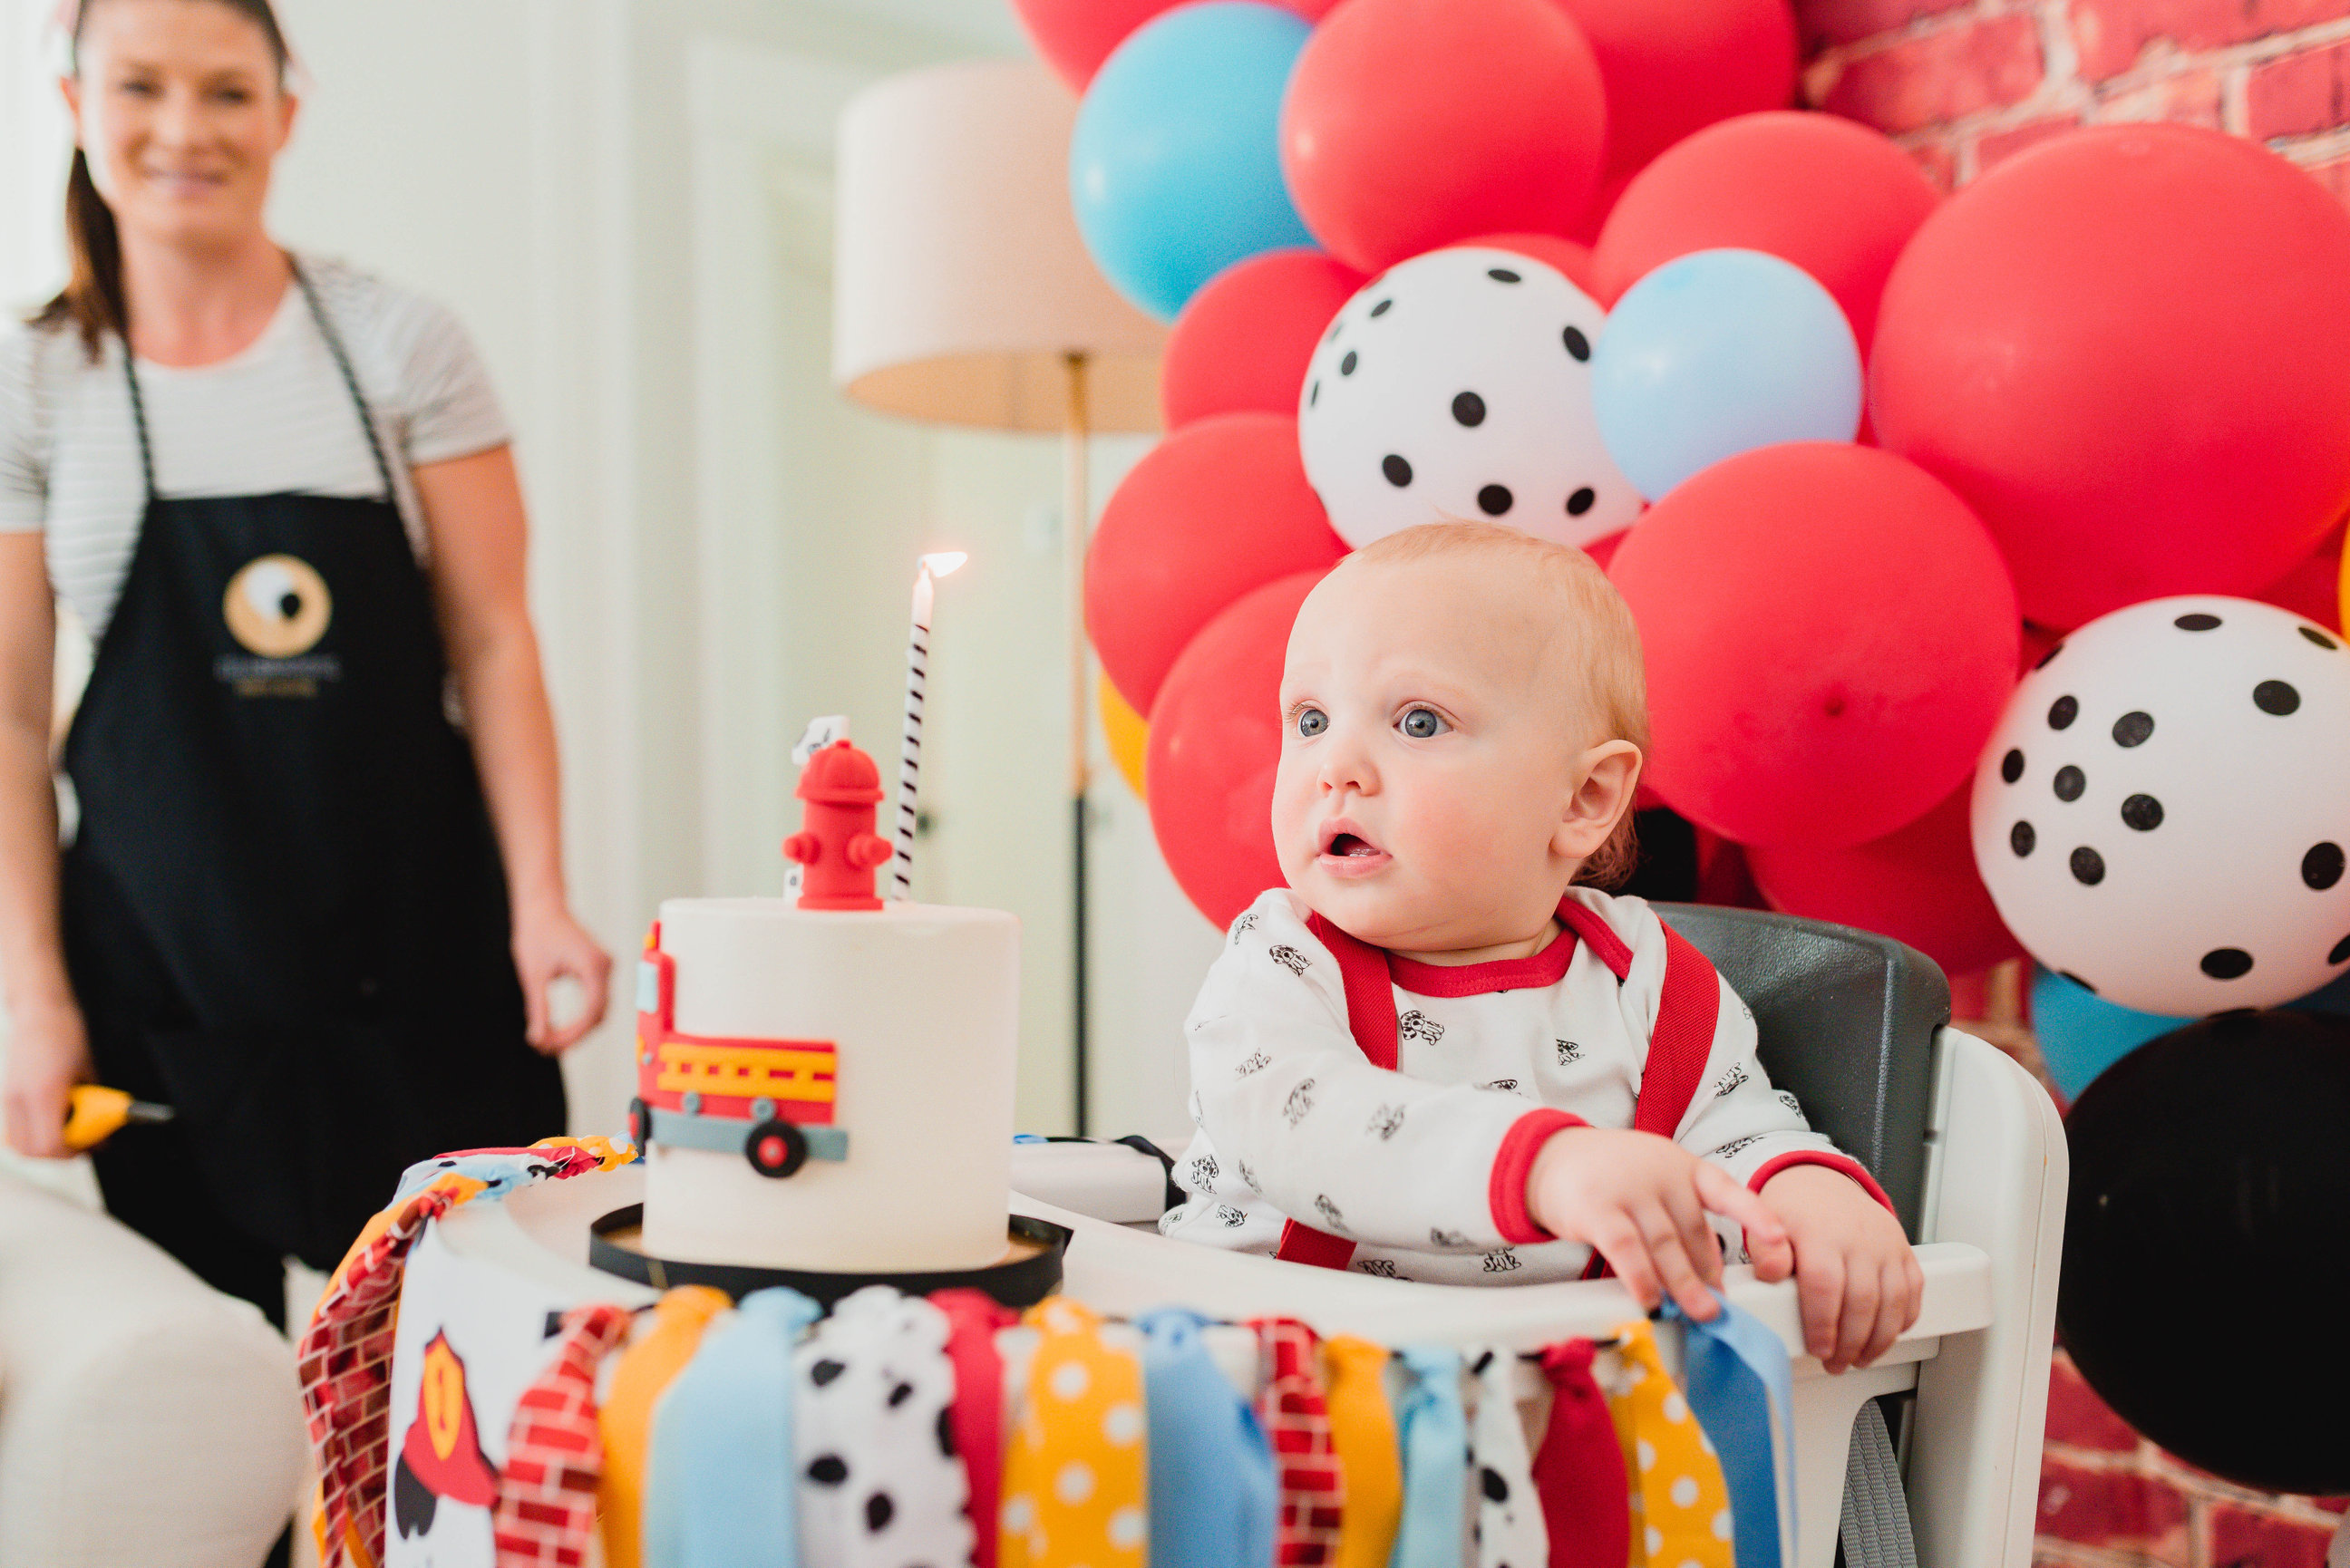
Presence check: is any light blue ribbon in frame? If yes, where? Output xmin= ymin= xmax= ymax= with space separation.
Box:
xmin=1665 ymin=1295 xmax=1797 ymax=1568
xmin=1389 ymin=1344 xmax=1467 ymax=1568
xmin=644 ymin=1287 xmax=821 ymax=1568
xmin=1140 ymin=1308 xmax=1277 ymax=1568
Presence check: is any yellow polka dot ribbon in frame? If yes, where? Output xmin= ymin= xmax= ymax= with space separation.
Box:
xmin=999 ymin=1299 xmax=1149 ymax=1568
xmin=1602 ymin=1320 xmax=1734 ymax=1568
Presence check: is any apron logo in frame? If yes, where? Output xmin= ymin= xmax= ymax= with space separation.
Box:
xmin=223 ymin=554 xmax=332 ymax=658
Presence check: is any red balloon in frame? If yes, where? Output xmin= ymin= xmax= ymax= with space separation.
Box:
xmin=1280 ymin=0 xmax=1607 ymax=273
xmin=1456 ymin=232 xmax=1599 ymax=295
xmin=1747 ymin=783 xmax=2024 ymax=979
xmin=1872 ymin=124 xmax=2350 ymax=630
xmin=1549 ymin=0 xmax=1797 ymax=181
xmin=2252 ymin=526 xmax=2345 ymax=634
xmin=1609 ymin=442 xmax=2019 ymax=849
xmin=1147 ymin=571 xmax=1327 ymax=928
xmin=1594 ymin=111 xmax=1939 ymax=347
xmin=1012 ymin=0 xmax=1337 ymax=92
xmin=1086 ymin=413 xmax=1346 ymax=714
xmin=1162 ymin=249 xmax=1366 ymax=428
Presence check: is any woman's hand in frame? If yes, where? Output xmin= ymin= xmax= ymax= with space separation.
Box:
xmin=1526 ymin=1127 xmax=1788 ymax=1321
xmin=1755 ymin=1163 xmax=1923 ymax=1372
xmin=511 ymin=903 xmax=611 ymax=1056
xmin=4 ymin=997 xmax=92 ymax=1158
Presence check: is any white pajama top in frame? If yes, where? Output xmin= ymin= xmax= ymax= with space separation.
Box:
xmin=1161 ymin=886 xmax=1887 ymax=1285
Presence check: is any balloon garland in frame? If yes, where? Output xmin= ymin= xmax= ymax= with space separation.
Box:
xmin=1033 ymin=2 xmax=2350 ymax=1027
xmin=1024 ymin=5 xmax=2350 ymax=1458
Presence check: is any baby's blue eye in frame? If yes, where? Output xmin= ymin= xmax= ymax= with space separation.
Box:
xmin=1296 ymin=707 xmax=1328 ymax=738
xmin=1400 ymin=708 xmax=1445 ymax=739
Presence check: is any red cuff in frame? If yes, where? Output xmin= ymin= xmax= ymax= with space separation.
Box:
xmin=1748 ymin=1150 xmax=1898 ymax=1216
xmin=1489 ymin=1109 xmax=1588 ymax=1245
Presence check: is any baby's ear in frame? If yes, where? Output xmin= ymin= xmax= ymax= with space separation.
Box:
xmin=1556 ymin=740 xmax=1642 ymax=857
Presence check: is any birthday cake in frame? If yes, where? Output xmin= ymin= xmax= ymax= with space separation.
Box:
xmin=628 ymin=737 xmax=1020 ymax=1273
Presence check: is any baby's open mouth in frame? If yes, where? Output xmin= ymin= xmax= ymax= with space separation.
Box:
xmin=1316 ymin=819 xmax=1388 ymax=866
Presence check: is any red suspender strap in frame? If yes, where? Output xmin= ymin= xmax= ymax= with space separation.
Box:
xmin=1274 ymin=916 xmax=1398 ymax=1270
xmin=1558 ymin=902 xmax=1720 ymax=1280
xmin=1305 ymin=914 xmax=1399 ymax=1070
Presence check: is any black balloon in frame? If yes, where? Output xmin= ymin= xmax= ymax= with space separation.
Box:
xmin=2059 ymin=1009 xmax=2350 ymax=1494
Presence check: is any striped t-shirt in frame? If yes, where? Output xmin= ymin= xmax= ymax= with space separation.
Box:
xmin=0 ymin=254 xmax=509 ymax=640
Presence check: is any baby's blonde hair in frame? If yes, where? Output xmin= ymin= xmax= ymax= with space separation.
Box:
xmin=1346 ymin=522 xmax=1650 ymax=888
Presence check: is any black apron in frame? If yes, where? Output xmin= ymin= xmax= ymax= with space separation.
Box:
xmin=60 ymin=267 xmax=565 ymax=1271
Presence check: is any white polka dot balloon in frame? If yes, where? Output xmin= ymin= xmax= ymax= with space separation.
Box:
xmin=1971 ymin=595 xmax=2350 ymax=1015
xmin=1297 ymin=247 xmax=1642 ymax=551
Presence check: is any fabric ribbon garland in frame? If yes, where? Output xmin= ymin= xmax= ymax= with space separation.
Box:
xmin=1253 ymin=1316 xmax=1348 ymax=1565
xmin=494 ymin=1302 xmax=634 ymax=1568
xmin=1389 ymin=1344 xmax=1469 ymax=1568
xmin=933 ymin=1289 xmax=1018 ymax=1568
xmin=1531 ymin=1340 xmax=1627 ymax=1568
xmin=600 ymin=1287 xmax=733 ymax=1568
xmin=1139 ymin=1307 xmax=1278 ymax=1568
xmin=1470 ymin=1348 xmax=1548 ymax=1568
xmin=1000 ymin=1299 xmax=1150 ymax=1568
xmin=1604 ymin=1320 xmax=1737 ymax=1568
xmin=644 ymin=1286 xmax=822 ymax=1568
xmin=1665 ymin=1296 xmax=1798 ymax=1568
xmin=793 ymin=1285 xmax=971 ymax=1568
xmin=298 ymin=1137 xmax=632 ymax=1568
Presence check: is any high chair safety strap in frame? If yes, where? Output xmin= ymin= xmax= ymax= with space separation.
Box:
xmin=1272 ymin=901 xmax=1724 ymax=1271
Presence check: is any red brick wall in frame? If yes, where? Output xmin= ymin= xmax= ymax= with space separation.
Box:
xmin=1794 ymin=0 xmax=2350 ymax=202
xmin=2041 ymin=1350 xmax=2345 ymax=1567
xmin=1791 ymin=5 xmax=2350 ymax=1558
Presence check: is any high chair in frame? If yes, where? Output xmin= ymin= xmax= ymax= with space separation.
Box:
xmin=1010 ymin=905 xmax=2065 ymax=1568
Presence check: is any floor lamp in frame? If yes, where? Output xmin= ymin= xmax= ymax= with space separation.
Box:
xmin=833 ymin=60 xmax=1165 ymax=1135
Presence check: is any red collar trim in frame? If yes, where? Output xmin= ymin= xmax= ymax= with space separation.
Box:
xmin=1384 ymin=925 xmax=1580 ymax=997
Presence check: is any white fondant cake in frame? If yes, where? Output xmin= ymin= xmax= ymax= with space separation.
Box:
xmin=635 ymin=896 xmax=1020 ymax=1273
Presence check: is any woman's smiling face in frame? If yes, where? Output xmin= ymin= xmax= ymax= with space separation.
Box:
xmin=65 ymin=0 xmax=296 ymax=252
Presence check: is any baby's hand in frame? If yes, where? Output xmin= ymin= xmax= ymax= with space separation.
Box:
xmin=1525 ymin=1128 xmax=1789 ymax=1322
xmin=1754 ymin=1165 xmax=1922 ymax=1372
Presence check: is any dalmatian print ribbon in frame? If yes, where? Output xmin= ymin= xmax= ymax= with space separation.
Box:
xmin=1469 ymin=1348 xmax=1548 ymax=1568
xmin=793 ymin=1286 xmax=971 ymax=1568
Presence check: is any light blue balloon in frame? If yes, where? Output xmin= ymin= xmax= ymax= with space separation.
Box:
xmin=2029 ymin=966 xmax=2186 ymax=1100
xmin=1069 ymin=2 xmax=1317 ymax=323
xmin=1590 ymin=247 xmax=1864 ymax=500
xmin=2033 ymin=963 xmax=2350 ymax=1099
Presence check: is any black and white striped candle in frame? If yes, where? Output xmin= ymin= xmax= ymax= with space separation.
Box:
xmin=894 ymin=552 xmax=966 ymax=900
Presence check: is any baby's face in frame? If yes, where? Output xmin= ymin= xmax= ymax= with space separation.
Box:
xmin=1273 ymin=555 xmax=1631 ymax=955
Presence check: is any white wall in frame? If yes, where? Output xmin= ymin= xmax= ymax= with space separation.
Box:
xmin=0 ymin=0 xmax=1219 ymax=1200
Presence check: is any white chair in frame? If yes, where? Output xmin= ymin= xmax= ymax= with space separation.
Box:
xmin=1010 ymin=905 xmax=2067 ymax=1568
xmin=0 ymin=1167 xmax=307 ymax=1568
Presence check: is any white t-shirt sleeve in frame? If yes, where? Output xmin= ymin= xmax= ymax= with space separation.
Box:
xmin=1187 ymin=889 xmax=1546 ymax=1252
xmin=371 ymin=288 xmax=510 ymax=467
xmin=0 ymin=325 xmax=51 ymax=535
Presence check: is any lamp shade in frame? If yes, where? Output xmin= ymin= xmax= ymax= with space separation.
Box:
xmin=835 ymin=60 xmax=1167 ymax=433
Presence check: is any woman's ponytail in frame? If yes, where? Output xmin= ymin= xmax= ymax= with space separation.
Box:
xmin=35 ymin=146 xmax=129 ymax=357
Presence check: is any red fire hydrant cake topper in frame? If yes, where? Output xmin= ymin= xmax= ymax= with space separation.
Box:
xmin=785 ymin=739 xmax=894 ymax=912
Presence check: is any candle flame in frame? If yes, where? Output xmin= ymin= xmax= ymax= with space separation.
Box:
xmin=919 ymin=551 xmax=969 ymax=579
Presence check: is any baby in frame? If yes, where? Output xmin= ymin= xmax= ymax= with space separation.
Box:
xmin=1163 ymin=522 xmax=1920 ymax=1372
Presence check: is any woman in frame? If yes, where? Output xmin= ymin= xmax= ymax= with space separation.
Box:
xmin=0 ymin=0 xmax=609 ymax=1330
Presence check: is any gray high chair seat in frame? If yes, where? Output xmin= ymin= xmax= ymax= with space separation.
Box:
xmin=1653 ymin=904 xmax=1948 ymax=1240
